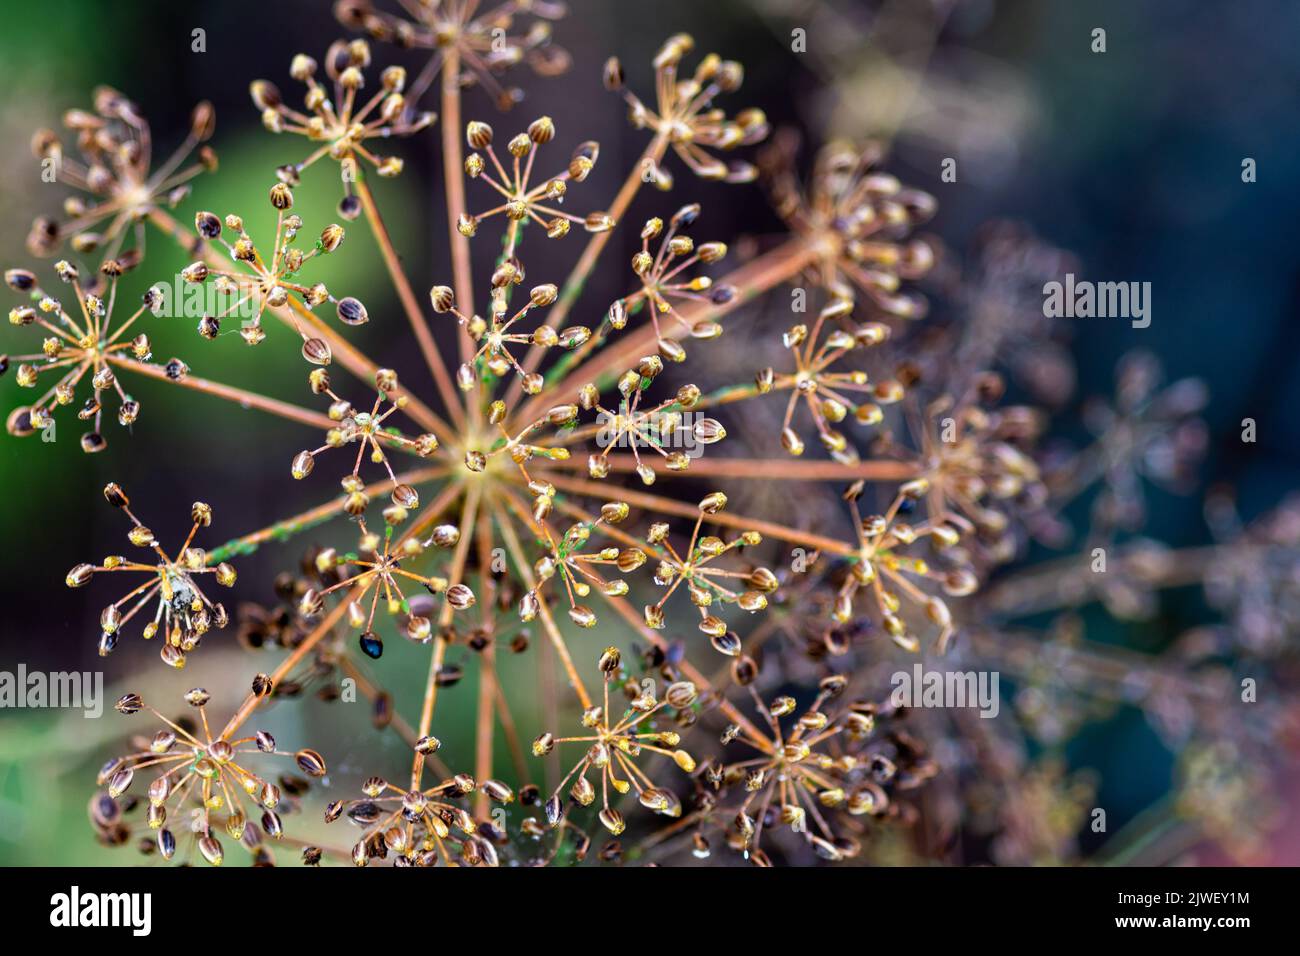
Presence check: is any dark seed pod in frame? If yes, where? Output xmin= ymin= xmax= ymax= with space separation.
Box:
xmin=295 ymin=749 xmax=327 ymax=777
xmin=195 ymin=211 xmax=222 ymax=239
xmin=157 ymin=828 xmax=176 ymax=860
xmin=359 ymin=631 xmax=383 ymax=659
xmin=336 ymin=296 xmax=368 ymax=325
xmin=544 ymin=794 xmax=564 ymax=826
xmin=261 ymin=810 xmax=283 ymax=839
xmin=363 ymin=690 xmax=390 ymax=729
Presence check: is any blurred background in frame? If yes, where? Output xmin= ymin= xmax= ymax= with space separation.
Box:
xmin=1 ymin=0 xmax=1298 ymax=865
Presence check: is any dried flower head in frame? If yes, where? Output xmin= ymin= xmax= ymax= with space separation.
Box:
xmin=292 ymin=367 xmax=440 ymax=504
xmin=607 ymin=205 xmax=734 ymax=362
xmin=435 ymin=271 xmax=585 ymax=398
xmin=254 ymin=39 xmax=435 ymax=220
xmin=335 ymin=0 xmax=571 ymax=108
xmin=605 ymin=34 xmax=768 ymax=187
xmin=1071 ymin=350 xmax=1209 ymax=534
xmin=3 ymin=261 xmax=182 ymax=453
xmin=762 ymin=133 xmax=935 ymax=319
xmin=298 ymin=516 xmax=474 ymax=660
xmin=641 ymin=492 xmax=775 ymax=648
xmin=182 ymin=187 xmax=363 ymax=354
xmin=755 ymin=298 xmax=899 ymax=461
xmin=95 ymin=689 xmax=326 ymax=865
xmin=326 ymin=767 xmax=511 ymax=866
xmin=705 ymin=674 xmax=927 ymax=865
xmin=584 ymin=371 xmax=723 ymax=484
xmin=459 ymin=116 xmax=607 ymax=247
xmin=65 ymin=483 xmax=236 ymax=667
xmin=832 ymin=479 xmax=976 ymax=652
xmin=534 ymin=648 xmax=697 ymax=836
xmin=907 ymin=388 xmax=1047 ymax=565
xmin=27 ymin=87 xmax=217 ymax=259
xmin=510 ymin=494 xmax=639 ymax=630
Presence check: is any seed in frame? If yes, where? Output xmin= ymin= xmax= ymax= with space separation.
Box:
xmin=569 ymin=605 xmax=597 ymax=628
xmin=658 ymin=684 xmax=698 ymax=715
xmin=519 ymin=590 xmax=540 ymax=621
xmin=601 ymin=502 xmax=630 ymax=523
xmin=405 ymin=615 xmax=431 ymax=641
xmin=528 ymin=116 xmax=555 ymax=144
xmin=359 ymin=631 xmax=383 ymax=659
xmin=429 ymin=285 xmax=454 ymax=312
xmin=466 ymin=121 xmax=493 ymax=149
xmin=199 ymin=835 xmax=224 ymax=866
xmin=447 ymin=584 xmax=476 ymax=610
xmin=598 ymin=808 xmax=626 ymax=835
xmin=302 ymin=337 xmax=332 ymax=365
xmin=66 ymin=563 xmax=95 ymax=588
xmin=482 ymin=779 xmax=515 ymax=803
xmin=710 ymin=630 xmax=742 ymax=656
xmin=336 ymin=297 xmax=368 ymax=325
xmin=103 ymin=482 xmax=129 ymax=508
xmin=699 ymin=491 xmax=727 ymax=513
xmin=295 ymin=749 xmax=327 ymax=777
xmin=291 ymin=450 xmax=315 ymax=479
xmin=603 ymin=56 xmax=624 ymax=89
xmin=428 ymin=524 xmax=460 ymax=548
xmin=320 ymin=223 xmax=345 ymax=252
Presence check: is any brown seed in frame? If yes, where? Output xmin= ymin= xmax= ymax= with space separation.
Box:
xmin=295 ymin=749 xmax=327 ymax=777
xmin=269 ymin=182 xmax=294 ymax=210
xmin=336 ymin=297 xmax=368 ymax=325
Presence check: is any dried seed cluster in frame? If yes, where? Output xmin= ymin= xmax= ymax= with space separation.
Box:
xmin=93 ymin=689 xmax=325 ymax=866
xmin=66 ymin=484 xmax=237 ymax=668
xmin=0 ymin=9 xmax=1272 ymax=870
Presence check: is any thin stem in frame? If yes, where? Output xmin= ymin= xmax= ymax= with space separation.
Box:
xmin=473 ymin=504 xmax=497 ymax=816
xmin=355 ymin=173 xmax=466 ymax=428
xmin=106 ymin=355 xmax=333 ymax=430
xmin=441 ymin=47 xmax=478 ymax=430
xmin=492 ymin=499 xmax=593 ymax=710
xmin=411 ymin=480 xmax=480 ymax=790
